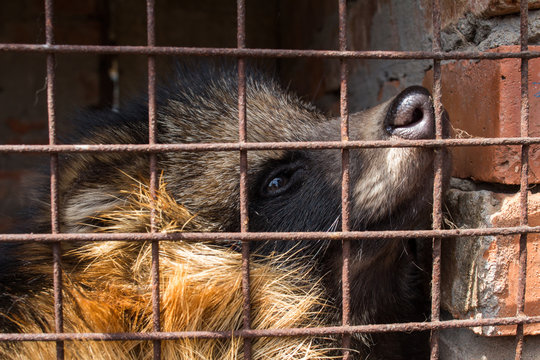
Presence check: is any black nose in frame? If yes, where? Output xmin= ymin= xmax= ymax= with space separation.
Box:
xmin=385 ymin=86 xmax=435 ymax=140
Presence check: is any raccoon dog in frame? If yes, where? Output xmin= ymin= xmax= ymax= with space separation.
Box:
xmin=0 ymin=64 xmax=446 ymax=359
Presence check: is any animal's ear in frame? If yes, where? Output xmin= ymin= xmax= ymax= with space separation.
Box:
xmin=57 ymin=181 xmax=139 ymax=233
xmin=54 ymin=152 xmax=153 ymax=233
xmin=60 ymin=174 xmax=211 ymax=234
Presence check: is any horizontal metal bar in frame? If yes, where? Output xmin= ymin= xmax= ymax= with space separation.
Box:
xmin=0 ymin=44 xmax=539 ymax=60
xmin=1 ymin=226 xmax=539 ymax=243
xmin=2 ymin=137 xmax=540 ymax=154
xmin=0 ymin=315 xmax=538 ymax=342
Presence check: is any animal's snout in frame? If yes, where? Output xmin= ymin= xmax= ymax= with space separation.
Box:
xmin=385 ymin=86 xmax=435 ymax=140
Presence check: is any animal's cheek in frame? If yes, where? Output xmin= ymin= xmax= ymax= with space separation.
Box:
xmin=349 ymin=147 xmax=434 ymax=225
xmin=348 ymin=116 xmax=388 ymax=142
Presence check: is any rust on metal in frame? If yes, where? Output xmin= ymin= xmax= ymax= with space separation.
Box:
xmin=338 ymin=0 xmax=352 ymax=358
xmin=0 ymin=315 xmax=539 ymax=342
xmin=430 ymin=0 xmax=443 ymax=359
xmin=5 ymin=137 xmax=540 ymax=154
xmin=1 ymin=43 xmax=539 ymax=60
xmin=3 ymin=226 xmax=540 ymax=243
xmin=1 ymin=0 xmax=540 ymax=357
xmin=44 ymin=0 xmax=64 ymax=359
xmin=515 ymin=1 xmax=530 ymax=359
xmin=145 ymin=0 xmax=161 ymax=359
xmin=236 ymin=1 xmax=252 ymax=358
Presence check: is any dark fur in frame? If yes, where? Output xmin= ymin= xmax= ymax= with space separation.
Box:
xmin=1 ymin=64 xmax=445 ymax=359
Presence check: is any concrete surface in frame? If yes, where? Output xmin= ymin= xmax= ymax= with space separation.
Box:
xmin=445 ymin=178 xmax=540 ymax=336
xmin=440 ymin=326 xmax=540 ymax=359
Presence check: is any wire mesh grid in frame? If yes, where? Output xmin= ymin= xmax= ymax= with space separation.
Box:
xmin=0 ymin=0 xmax=539 ymax=359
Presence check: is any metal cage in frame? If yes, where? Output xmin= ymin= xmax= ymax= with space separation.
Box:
xmin=0 ymin=1 xmax=539 ymax=359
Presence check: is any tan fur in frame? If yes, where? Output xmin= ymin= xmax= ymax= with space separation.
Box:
xmin=1 ymin=176 xmax=337 ymax=359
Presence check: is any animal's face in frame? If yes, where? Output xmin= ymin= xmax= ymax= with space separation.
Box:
xmin=160 ymin=77 xmax=442 ymax=234
xmin=156 ymin=71 xmax=446 ymax=262
xmin=249 ymin=86 xmax=441 ymax=234
xmin=54 ymin=67 xmax=445 ymax=260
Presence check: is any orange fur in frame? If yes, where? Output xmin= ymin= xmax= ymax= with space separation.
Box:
xmin=0 ymin=176 xmax=338 ymax=359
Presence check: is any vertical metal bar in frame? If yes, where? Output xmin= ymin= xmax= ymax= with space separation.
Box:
xmin=515 ymin=1 xmax=529 ymax=359
xmin=430 ymin=0 xmax=443 ymax=359
xmin=237 ymin=1 xmax=252 ymax=359
xmin=146 ymin=0 xmax=161 ymax=359
xmin=44 ymin=1 xmax=64 ymax=359
xmin=338 ymin=0 xmax=351 ymax=359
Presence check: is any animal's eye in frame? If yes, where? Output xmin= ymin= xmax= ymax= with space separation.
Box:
xmin=260 ymin=163 xmax=303 ymax=197
xmin=267 ymin=174 xmax=289 ymax=193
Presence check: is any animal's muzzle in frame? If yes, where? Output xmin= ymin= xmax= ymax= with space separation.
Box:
xmin=385 ymin=86 xmax=435 ymax=140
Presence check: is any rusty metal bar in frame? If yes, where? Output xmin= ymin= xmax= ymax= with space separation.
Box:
xmin=1 ymin=43 xmax=539 ymax=60
xmin=236 ymin=1 xmax=252 ymax=358
xmin=5 ymin=137 xmax=540 ymax=153
xmin=1 ymin=1 xmax=539 ymax=357
xmin=4 ymin=226 xmax=540 ymax=243
xmin=44 ymin=0 xmax=64 ymax=359
xmin=338 ymin=0 xmax=352 ymax=358
xmin=0 ymin=315 xmax=539 ymax=342
xmin=145 ymin=0 xmax=161 ymax=359
xmin=515 ymin=1 xmax=530 ymax=359
xmin=430 ymin=0 xmax=443 ymax=359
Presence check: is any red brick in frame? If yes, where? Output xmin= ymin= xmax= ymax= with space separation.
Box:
xmin=424 ymin=45 xmax=540 ymax=185
xmin=444 ymin=187 xmax=540 ymax=336
xmin=489 ymin=192 xmax=540 ymax=336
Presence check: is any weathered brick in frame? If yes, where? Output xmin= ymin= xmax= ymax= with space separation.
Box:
xmin=424 ymin=45 xmax=540 ymax=185
xmin=444 ymin=180 xmax=540 ymax=336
